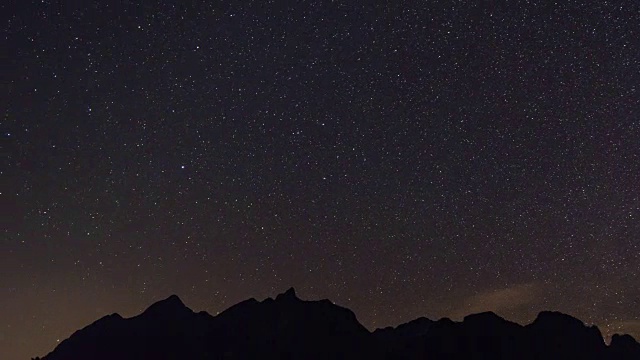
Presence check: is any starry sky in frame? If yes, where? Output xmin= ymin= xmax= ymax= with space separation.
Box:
xmin=3 ymin=1 xmax=640 ymax=359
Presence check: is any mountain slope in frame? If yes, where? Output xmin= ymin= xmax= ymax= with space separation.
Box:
xmin=35 ymin=289 xmax=640 ymax=360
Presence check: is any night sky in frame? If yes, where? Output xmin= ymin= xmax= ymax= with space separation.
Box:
xmin=4 ymin=1 xmax=640 ymax=359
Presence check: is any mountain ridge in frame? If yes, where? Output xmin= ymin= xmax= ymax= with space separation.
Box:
xmin=33 ymin=288 xmax=640 ymax=360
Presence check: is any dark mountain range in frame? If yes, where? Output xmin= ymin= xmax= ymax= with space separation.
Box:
xmin=34 ymin=288 xmax=639 ymax=360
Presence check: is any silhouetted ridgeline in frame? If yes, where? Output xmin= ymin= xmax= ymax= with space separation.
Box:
xmin=33 ymin=288 xmax=639 ymax=360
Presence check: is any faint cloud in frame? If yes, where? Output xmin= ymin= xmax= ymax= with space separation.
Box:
xmin=453 ymin=282 xmax=541 ymax=321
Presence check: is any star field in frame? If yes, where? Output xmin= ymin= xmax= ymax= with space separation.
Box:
xmin=3 ymin=2 xmax=640 ymax=359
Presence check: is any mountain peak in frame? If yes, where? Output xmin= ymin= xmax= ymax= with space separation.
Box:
xmin=610 ymin=333 xmax=640 ymax=358
xmin=463 ymin=311 xmax=503 ymax=322
xmin=275 ymin=287 xmax=298 ymax=301
xmin=140 ymin=294 xmax=190 ymax=318
xmin=160 ymin=294 xmax=185 ymax=307
xmin=535 ymin=310 xmax=576 ymax=320
xmin=532 ymin=311 xmax=585 ymax=328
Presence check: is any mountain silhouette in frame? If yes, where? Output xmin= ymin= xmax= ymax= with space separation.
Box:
xmin=34 ymin=289 xmax=639 ymax=360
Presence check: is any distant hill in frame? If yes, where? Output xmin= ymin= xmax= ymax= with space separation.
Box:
xmin=33 ymin=288 xmax=640 ymax=360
